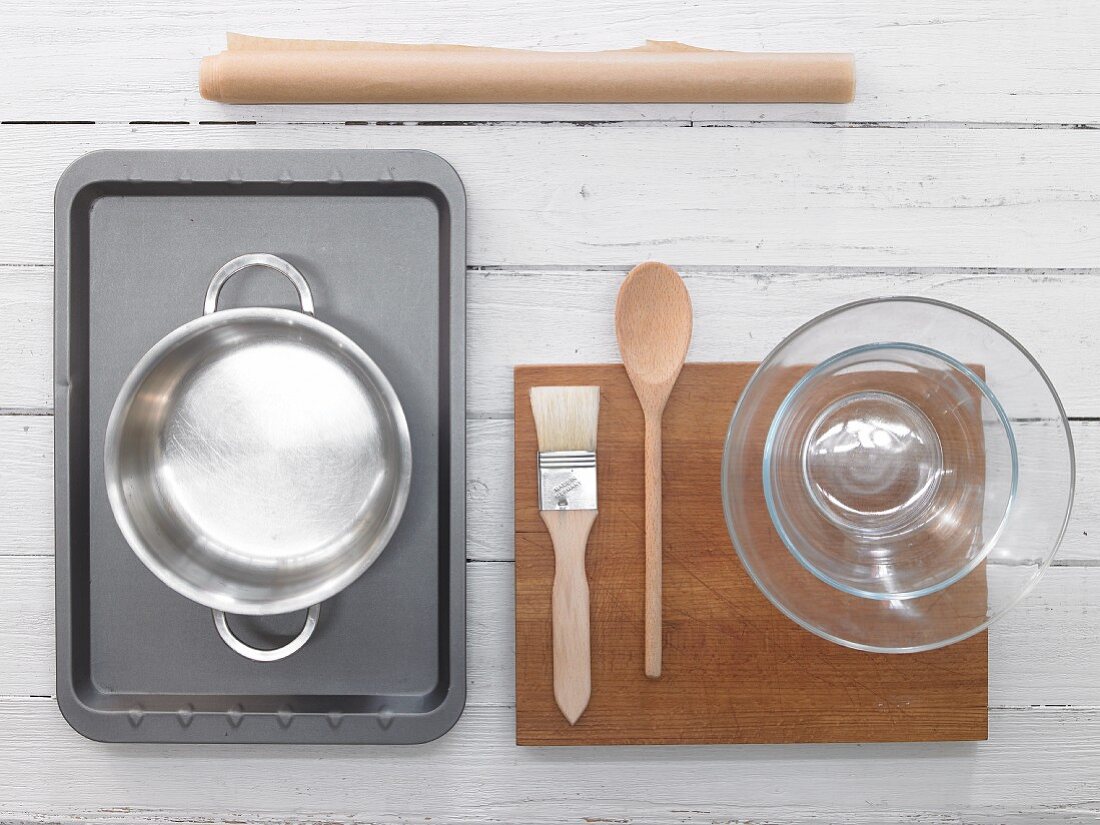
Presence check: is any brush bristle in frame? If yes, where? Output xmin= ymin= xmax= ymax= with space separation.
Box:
xmin=530 ymin=386 xmax=600 ymax=452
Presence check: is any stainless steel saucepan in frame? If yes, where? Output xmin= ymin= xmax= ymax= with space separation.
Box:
xmin=105 ymin=253 xmax=412 ymax=661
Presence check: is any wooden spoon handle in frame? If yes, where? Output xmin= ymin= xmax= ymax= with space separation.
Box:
xmin=644 ymin=410 xmax=663 ymax=679
xmin=541 ymin=508 xmax=597 ymax=725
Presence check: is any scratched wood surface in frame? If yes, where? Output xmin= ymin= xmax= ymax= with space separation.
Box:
xmin=2 ymin=0 xmax=1099 ymax=821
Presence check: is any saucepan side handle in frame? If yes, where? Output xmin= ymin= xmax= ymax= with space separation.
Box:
xmin=204 ymin=253 xmax=316 ymax=316
xmin=212 ymin=604 xmax=321 ymax=662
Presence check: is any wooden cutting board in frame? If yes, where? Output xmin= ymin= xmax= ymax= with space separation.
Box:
xmin=514 ymin=363 xmax=988 ymax=746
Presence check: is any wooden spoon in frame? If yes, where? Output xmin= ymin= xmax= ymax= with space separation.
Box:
xmin=615 ymin=261 xmax=693 ymax=679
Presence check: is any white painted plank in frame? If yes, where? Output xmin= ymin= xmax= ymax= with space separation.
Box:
xmin=0 ymin=557 xmax=52 ymax=697
xmin=6 ymin=556 xmax=1100 ymax=708
xmin=467 ymin=268 xmax=1100 ymax=416
xmin=466 ymin=418 xmax=513 ymax=561
xmin=465 ymin=562 xmax=515 ymax=711
xmin=0 ymin=266 xmax=51 ymax=411
xmin=6 ymin=266 xmax=1100 ymax=414
xmin=0 ymin=416 xmax=52 ymax=555
xmin=3 ymin=124 xmax=1100 ymax=268
xmin=2 ymin=0 xmax=1099 ymax=124
xmin=4 ymin=415 xmax=1095 ymax=562
xmin=0 ymin=697 xmax=1099 ymax=823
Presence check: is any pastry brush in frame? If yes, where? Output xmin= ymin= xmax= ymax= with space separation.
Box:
xmin=530 ymin=385 xmax=600 ymax=725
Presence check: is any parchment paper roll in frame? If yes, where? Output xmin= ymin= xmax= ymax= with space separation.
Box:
xmin=200 ymin=35 xmax=855 ymax=104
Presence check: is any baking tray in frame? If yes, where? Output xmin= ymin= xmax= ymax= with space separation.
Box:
xmin=54 ymin=149 xmax=466 ymax=744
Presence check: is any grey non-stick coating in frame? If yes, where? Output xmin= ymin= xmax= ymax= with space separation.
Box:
xmin=54 ymin=149 xmax=466 ymax=744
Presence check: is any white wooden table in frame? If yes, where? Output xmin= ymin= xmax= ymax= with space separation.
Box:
xmin=2 ymin=1 xmax=1099 ymax=822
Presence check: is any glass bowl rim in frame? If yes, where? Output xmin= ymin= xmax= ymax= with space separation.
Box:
xmin=721 ymin=295 xmax=1077 ymax=653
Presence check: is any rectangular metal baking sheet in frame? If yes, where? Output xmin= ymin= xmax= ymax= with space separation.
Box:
xmin=54 ymin=149 xmax=465 ymax=744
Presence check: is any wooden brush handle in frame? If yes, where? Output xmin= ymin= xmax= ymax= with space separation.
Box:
xmin=644 ymin=411 xmax=663 ymax=679
xmin=541 ymin=508 xmax=597 ymax=725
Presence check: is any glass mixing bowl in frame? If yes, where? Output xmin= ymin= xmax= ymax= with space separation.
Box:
xmin=722 ymin=298 xmax=1075 ymax=653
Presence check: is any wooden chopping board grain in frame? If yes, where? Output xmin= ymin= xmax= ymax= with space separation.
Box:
xmin=514 ymin=363 xmax=988 ymax=746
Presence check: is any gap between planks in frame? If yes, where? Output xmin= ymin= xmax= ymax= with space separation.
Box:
xmin=13 ymin=262 xmax=1100 ymax=274
xmin=1 ymin=120 xmax=1099 ymax=130
xmin=5 ymin=695 xmax=1100 ymax=712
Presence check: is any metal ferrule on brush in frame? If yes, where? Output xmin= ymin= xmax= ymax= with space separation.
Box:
xmin=537 ymin=450 xmax=598 ymax=511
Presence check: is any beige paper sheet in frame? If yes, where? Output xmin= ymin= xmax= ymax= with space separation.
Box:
xmin=200 ymin=34 xmax=854 ymax=104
